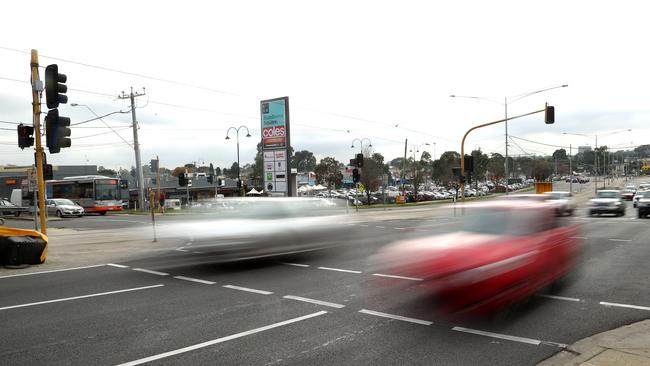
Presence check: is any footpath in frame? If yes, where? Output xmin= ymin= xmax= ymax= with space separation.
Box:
xmin=539 ymin=320 xmax=650 ymax=366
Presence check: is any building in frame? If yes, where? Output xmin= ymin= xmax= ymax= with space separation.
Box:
xmin=578 ymin=145 xmax=592 ymax=154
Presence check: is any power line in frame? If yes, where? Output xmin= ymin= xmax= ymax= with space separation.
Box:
xmin=75 ymin=127 xmax=131 ymax=140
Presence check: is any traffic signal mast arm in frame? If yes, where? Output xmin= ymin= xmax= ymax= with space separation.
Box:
xmin=460 ymin=105 xmax=550 ymax=202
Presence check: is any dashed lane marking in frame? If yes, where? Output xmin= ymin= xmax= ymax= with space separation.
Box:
xmin=0 ymin=284 xmax=164 ymax=311
xmin=452 ymin=327 xmax=542 ymax=346
xmin=537 ymin=294 xmax=582 ymax=302
xmin=372 ymin=273 xmax=423 ymax=281
xmin=600 ymin=301 xmax=650 ymax=311
xmin=317 ymin=266 xmax=362 ymax=274
xmin=608 ymin=238 xmax=632 ymax=242
xmin=132 ymin=268 xmax=169 ymax=276
xmin=116 ymin=311 xmax=328 ymax=366
xmin=173 ymin=276 xmax=215 ymax=285
xmin=107 ymin=263 xmax=129 ymax=269
xmin=282 ymin=262 xmax=310 ymax=268
xmin=283 ymin=295 xmax=345 ymax=309
xmin=375 ymin=226 xmax=385 ymax=228
xmin=0 ymin=264 xmax=106 ymax=279
xmin=359 ymin=309 xmax=432 ymax=326
xmin=223 ymin=285 xmax=273 ymax=295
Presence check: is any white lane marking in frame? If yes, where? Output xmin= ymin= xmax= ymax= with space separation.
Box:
xmin=375 ymin=226 xmax=385 ymax=229
xmin=173 ymin=276 xmax=215 ymax=285
xmin=372 ymin=273 xmax=423 ymax=281
xmin=283 ymin=295 xmax=345 ymax=309
xmin=395 ymin=227 xmax=407 ymax=230
xmin=223 ymin=285 xmax=273 ymax=295
xmin=452 ymin=327 xmax=541 ymax=346
xmin=608 ymin=239 xmax=632 ymax=242
xmin=359 ymin=309 xmax=432 ymax=326
xmin=569 ymin=236 xmax=587 ymax=239
xmin=107 ymin=263 xmax=129 ymax=269
xmin=175 ymin=248 xmax=190 ymax=252
xmin=116 ymin=311 xmax=328 ymax=366
xmin=537 ymin=294 xmax=582 ymax=302
xmin=359 ymin=224 xmax=369 ymax=227
xmin=600 ymin=301 xmax=650 ymax=311
xmin=282 ymin=262 xmax=310 ymax=268
xmin=0 ymin=264 xmax=106 ymax=279
xmin=132 ymin=268 xmax=169 ymax=276
xmin=317 ymin=266 xmax=362 ymax=274
xmin=0 ymin=284 xmax=164 ymax=311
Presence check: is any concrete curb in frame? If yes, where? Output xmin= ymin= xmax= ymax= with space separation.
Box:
xmin=539 ymin=319 xmax=650 ymax=366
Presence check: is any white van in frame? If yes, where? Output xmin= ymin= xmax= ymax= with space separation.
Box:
xmin=163 ymin=199 xmax=181 ymax=210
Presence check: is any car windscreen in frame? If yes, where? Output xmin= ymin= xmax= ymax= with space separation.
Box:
xmin=596 ymin=192 xmax=619 ymax=198
xmin=55 ymin=199 xmax=75 ymax=206
xmin=462 ymin=207 xmax=550 ymax=236
xmin=545 ymin=192 xmax=568 ymax=200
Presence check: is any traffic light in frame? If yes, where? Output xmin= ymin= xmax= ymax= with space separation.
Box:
xmin=45 ymin=109 xmax=71 ymax=154
xmin=545 ymin=104 xmax=555 ymax=124
xmin=207 ymin=175 xmax=214 ymax=184
xmin=356 ymin=153 xmax=364 ymax=168
xmin=178 ymin=173 xmax=187 ymax=187
xmin=149 ymin=159 xmax=159 ymax=172
xmin=237 ymin=179 xmax=242 ymax=189
xmin=464 ymin=155 xmax=474 ymax=172
xmin=45 ymin=64 xmax=68 ymax=109
xmin=43 ymin=164 xmax=53 ymax=181
xmin=17 ymin=124 xmax=34 ymax=149
xmin=352 ymin=168 xmax=360 ymax=183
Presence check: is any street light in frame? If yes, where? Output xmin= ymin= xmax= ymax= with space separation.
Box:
xmin=450 ymin=84 xmax=568 ymax=193
xmin=225 ymin=125 xmax=251 ymax=195
xmin=563 ymin=129 xmax=632 ymax=192
xmin=351 ymin=138 xmax=373 ymax=154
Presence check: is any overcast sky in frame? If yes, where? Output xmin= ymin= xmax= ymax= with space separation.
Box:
xmin=1 ymin=0 xmax=648 ymax=170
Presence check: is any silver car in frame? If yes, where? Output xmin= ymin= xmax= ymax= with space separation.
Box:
xmin=544 ymin=191 xmax=577 ymax=216
xmin=46 ymin=199 xmax=85 ymax=218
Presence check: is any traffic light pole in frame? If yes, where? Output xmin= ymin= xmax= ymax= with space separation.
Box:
xmin=30 ymin=50 xmax=47 ymax=234
xmin=156 ymin=156 xmax=161 ymax=212
xmin=119 ymin=88 xmax=146 ymax=211
xmin=460 ymin=107 xmax=546 ymax=204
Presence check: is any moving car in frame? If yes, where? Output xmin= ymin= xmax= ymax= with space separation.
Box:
xmin=45 ymin=199 xmax=85 ymax=218
xmin=637 ymin=191 xmax=650 ymax=218
xmin=622 ymin=186 xmax=636 ymax=201
xmin=633 ymin=190 xmax=647 ymax=208
xmin=543 ymin=191 xmax=577 ymax=216
xmin=376 ymin=199 xmax=583 ymax=316
xmin=588 ymin=190 xmax=625 ymax=217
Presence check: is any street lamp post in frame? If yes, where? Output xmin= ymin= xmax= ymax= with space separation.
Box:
xmin=451 ymin=84 xmax=568 ymax=194
xmin=225 ymin=125 xmax=251 ymax=196
xmin=351 ymin=138 xmax=373 ymax=155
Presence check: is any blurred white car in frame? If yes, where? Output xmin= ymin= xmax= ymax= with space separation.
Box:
xmin=543 ymin=191 xmax=577 ymax=216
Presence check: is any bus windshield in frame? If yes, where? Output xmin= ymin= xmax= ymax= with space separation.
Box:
xmin=95 ymin=180 xmax=118 ymax=200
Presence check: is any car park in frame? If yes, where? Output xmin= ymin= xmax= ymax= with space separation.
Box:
xmin=45 ymin=199 xmax=85 ymax=218
xmin=588 ymin=190 xmax=626 ymax=217
xmin=637 ymin=191 xmax=650 ymax=218
xmin=376 ymin=199 xmax=583 ymax=316
xmin=0 ymin=199 xmax=29 ymax=217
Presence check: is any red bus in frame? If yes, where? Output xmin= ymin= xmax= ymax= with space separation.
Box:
xmin=46 ymin=175 xmax=122 ymax=215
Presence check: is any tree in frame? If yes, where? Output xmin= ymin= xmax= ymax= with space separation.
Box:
xmin=97 ymin=166 xmax=116 ymax=177
xmin=470 ymin=149 xmax=489 ymax=182
xmin=227 ymin=162 xmax=240 ymax=179
xmin=487 ymin=153 xmax=505 ymax=180
xmin=171 ymin=167 xmax=188 ymax=177
xmin=552 ymin=149 xmax=568 ymax=162
xmin=532 ymin=159 xmax=552 ymax=181
xmin=431 ymin=151 xmax=460 ymax=186
xmin=634 ymin=144 xmax=650 ymax=158
xmin=360 ymin=153 xmax=390 ymax=204
xmin=291 ymin=150 xmax=317 ymax=172
xmin=314 ymin=157 xmax=343 ymax=191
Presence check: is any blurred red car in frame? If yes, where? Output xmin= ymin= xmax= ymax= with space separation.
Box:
xmin=378 ymin=200 xmax=583 ymax=317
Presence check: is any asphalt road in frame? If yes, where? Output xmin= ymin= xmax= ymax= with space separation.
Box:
xmin=1 ymin=181 xmax=649 ymax=365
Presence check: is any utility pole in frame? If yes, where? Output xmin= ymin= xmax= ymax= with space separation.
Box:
xmin=504 ymin=97 xmax=509 ymax=195
xmin=30 ymin=50 xmax=47 ymax=234
xmin=156 ymin=155 xmax=161 ymax=211
xmin=402 ymin=138 xmax=408 ymax=197
xmin=118 ymin=87 xmax=146 ymax=211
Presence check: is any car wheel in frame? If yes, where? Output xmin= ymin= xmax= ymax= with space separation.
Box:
xmin=639 ymin=211 xmax=643 ymax=219
xmin=99 ymin=211 xmax=107 ymax=216
xmin=56 ymin=210 xmax=63 ymax=218
xmin=14 ymin=211 xmax=20 ymax=217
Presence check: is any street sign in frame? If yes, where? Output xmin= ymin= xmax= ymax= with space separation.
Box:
xmin=261 ymin=97 xmax=291 ymax=196
xmin=359 ymin=183 xmax=365 ymax=193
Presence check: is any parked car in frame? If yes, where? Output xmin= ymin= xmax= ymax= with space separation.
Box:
xmin=622 ymin=186 xmax=636 ymax=201
xmin=588 ymin=190 xmax=626 ymax=217
xmin=0 ymin=199 xmax=29 ymax=217
xmin=543 ymin=191 xmax=577 ymax=216
xmin=45 ymin=199 xmax=85 ymax=218
xmin=636 ymin=191 xmax=650 ymax=218
xmin=376 ymin=199 xmax=583 ymax=316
